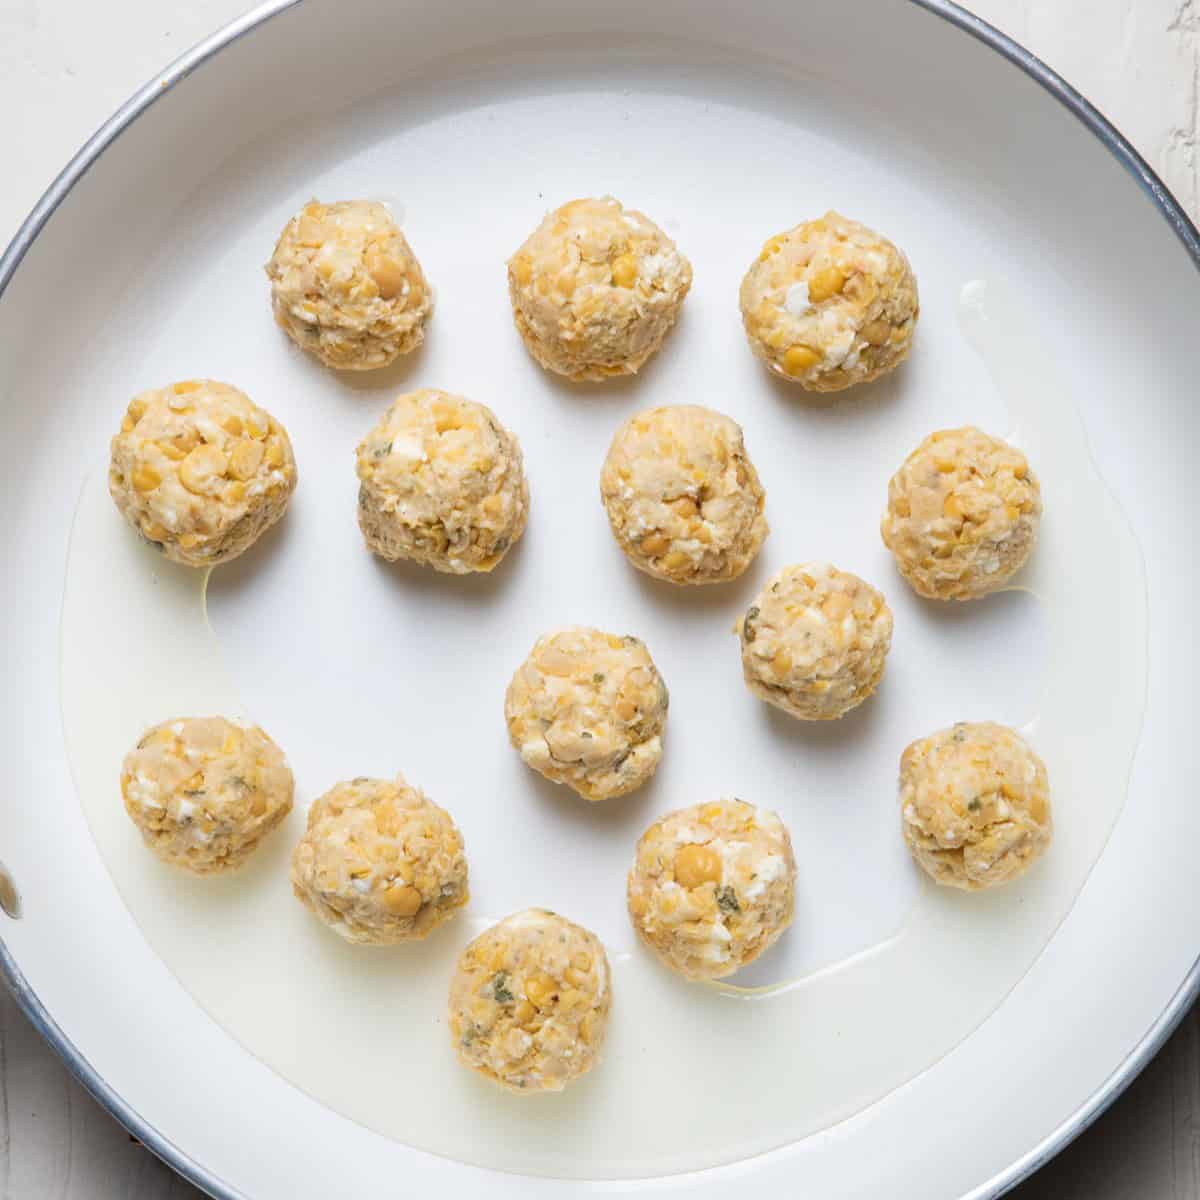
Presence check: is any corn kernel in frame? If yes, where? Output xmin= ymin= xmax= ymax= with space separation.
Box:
xmin=228 ymin=439 xmax=266 ymax=481
xmin=782 ymin=345 xmax=821 ymax=375
xmin=132 ymin=466 xmax=161 ymax=493
xmin=510 ymin=255 xmax=533 ymax=286
xmin=675 ymin=843 xmax=721 ymax=888
xmin=381 ymin=884 xmax=422 ymax=917
xmin=524 ymin=973 xmax=557 ymax=1008
xmin=611 ymin=253 xmax=638 ymax=288
xmin=807 ymin=266 xmax=847 ymax=303
xmin=366 ymin=253 xmax=407 ymax=300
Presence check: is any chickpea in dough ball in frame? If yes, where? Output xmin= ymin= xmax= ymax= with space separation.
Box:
xmin=881 ymin=426 xmax=1042 ymax=601
xmin=507 ymin=196 xmax=692 ymax=381
xmin=739 ymin=211 xmax=918 ymax=392
xmin=266 ymin=199 xmax=432 ymax=370
xmin=109 ymin=380 xmax=297 ymax=567
xmin=737 ymin=563 xmax=893 ymax=721
xmin=120 ymin=717 xmax=293 ymax=874
xmin=505 ymin=627 xmax=669 ymax=802
xmin=900 ymin=722 xmax=1052 ymax=891
xmin=600 ymin=404 xmax=768 ymax=585
xmin=356 ymin=389 xmax=529 ymax=573
xmin=627 ymin=799 xmax=796 ymax=981
xmin=290 ymin=775 xmax=468 ymax=945
xmin=448 ymin=909 xmax=611 ymax=1093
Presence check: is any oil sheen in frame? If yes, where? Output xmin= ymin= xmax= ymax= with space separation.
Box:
xmin=61 ymin=277 xmax=1146 ymax=1178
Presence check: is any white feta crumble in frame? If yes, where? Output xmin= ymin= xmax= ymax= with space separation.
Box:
xmin=784 ymin=281 xmax=811 ymax=315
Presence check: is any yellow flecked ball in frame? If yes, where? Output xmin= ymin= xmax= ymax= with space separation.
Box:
xmin=627 ymin=798 xmax=796 ymax=981
xmin=900 ymin=722 xmax=1052 ymax=890
xmin=600 ymin=404 xmax=768 ymax=585
xmin=356 ymin=389 xmax=529 ymax=573
xmin=505 ymin=627 xmax=669 ymax=801
xmin=108 ymin=379 xmax=297 ymax=567
xmin=290 ymin=775 xmax=469 ymax=944
xmin=120 ymin=716 xmax=294 ymax=874
xmin=448 ymin=909 xmax=611 ymax=1092
xmin=881 ymin=426 xmax=1042 ymax=600
xmin=737 ymin=563 xmax=893 ymax=720
xmin=508 ymin=196 xmax=692 ymax=381
xmin=739 ymin=211 xmax=918 ymax=392
xmin=266 ymin=199 xmax=432 ymax=370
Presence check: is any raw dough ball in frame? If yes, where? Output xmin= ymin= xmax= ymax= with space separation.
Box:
xmin=627 ymin=798 xmax=796 ymax=981
xmin=290 ymin=775 xmax=468 ymax=944
xmin=900 ymin=721 xmax=1052 ymax=890
xmin=505 ymin=627 xmax=669 ymax=801
xmin=737 ymin=563 xmax=893 ymax=721
xmin=881 ymin=426 xmax=1042 ymax=601
xmin=266 ymin=199 xmax=432 ymax=370
xmin=109 ymin=380 xmax=297 ymax=567
xmin=507 ymin=196 xmax=692 ymax=381
xmin=600 ymin=404 xmax=768 ymax=585
xmin=739 ymin=211 xmax=918 ymax=391
xmin=356 ymin=389 xmax=529 ymax=573
xmin=448 ymin=909 xmax=611 ymax=1092
xmin=120 ymin=717 xmax=293 ymax=874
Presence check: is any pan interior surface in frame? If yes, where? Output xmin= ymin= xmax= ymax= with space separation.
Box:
xmin=1 ymin=2 xmax=1197 ymax=1197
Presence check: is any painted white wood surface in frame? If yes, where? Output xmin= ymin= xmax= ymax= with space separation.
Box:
xmin=0 ymin=0 xmax=1196 ymax=1195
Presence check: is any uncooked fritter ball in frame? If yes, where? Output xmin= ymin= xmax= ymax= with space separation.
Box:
xmin=739 ymin=211 xmax=918 ymax=391
xmin=881 ymin=426 xmax=1042 ymax=601
xmin=507 ymin=196 xmax=692 ymax=381
xmin=900 ymin=721 xmax=1052 ymax=891
xmin=448 ymin=909 xmax=611 ymax=1093
xmin=356 ymin=389 xmax=529 ymax=573
xmin=627 ymin=798 xmax=796 ymax=981
xmin=600 ymin=404 xmax=768 ymax=585
xmin=266 ymin=199 xmax=432 ymax=370
xmin=290 ymin=775 xmax=468 ymax=944
xmin=737 ymin=563 xmax=893 ymax=721
xmin=505 ymin=627 xmax=669 ymax=802
xmin=109 ymin=380 xmax=297 ymax=567
xmin=120 ymin=717 xmax=293 ymax=874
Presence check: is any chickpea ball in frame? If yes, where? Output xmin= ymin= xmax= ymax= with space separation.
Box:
xmin=109 ymin=380 xmax=297 ymax=567
xmin=507 ymin=196 xmax=692 ymax=381
xmin=356 ymin=389 xmax=529 ymax=573
xmin=737 ymin=563 xmax=893 ymax=721
xmin=900 ymin=722 xmax=1052 ymax=891
xmin=448 ymin=909 xmax=611 ymax=1093
xmin=266 ymin=199 xmax=432 ymax=370
xmin=120 ymin=717 xmax=293 ymax=874
xmin=881 ymin=426 xmax=1042 ymax=601
xmin=600 ymin=404 xmax=768 ymax=585
xmin=505 ymin=627 xmax=669 ymax=802
xmin=627 ymin=799 xmax=796 ymax=981
xmin=290 ymin=775 xmax=468 ymax=944
xmin=739 ymin=211 xmax=918 ymax=391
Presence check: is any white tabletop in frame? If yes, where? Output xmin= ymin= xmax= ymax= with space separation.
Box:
xmin=1 ymin=1 xmax=1197 ymax=1195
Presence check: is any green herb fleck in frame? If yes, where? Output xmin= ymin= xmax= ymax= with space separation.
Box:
xmin=228 ymin=775 xmax=250 ymax=792
xmin=743 ymin=606 xmax=760 ymax=641
xmin=716 ymin=885 xmax=740 ymax=914
xmin=967 ymin=797 xmax=982 ymax=812
xmin=372 ymin=441 xmax=393 ymax=459
xmin=181 ymin=788 xmax=206 ymax=799
xmin=593 ymin=673 xmax=606 ymax=684
xmin=461 ymin=1024 xmax=476 ymax=1046
xmin=491 ymin=971 xmax=514 ymax=1005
